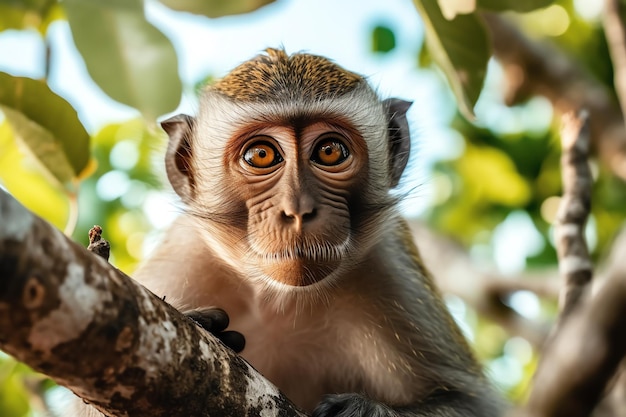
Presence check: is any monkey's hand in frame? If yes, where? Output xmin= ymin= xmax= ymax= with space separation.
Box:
xmin=313 ymin=393 xmax=395 ymax=417
xmin=184 ymin=307 xmax=246 ymax=353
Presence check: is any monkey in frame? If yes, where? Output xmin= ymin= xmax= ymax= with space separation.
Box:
xmin=69 ymin=48 xmax=504 ymax=417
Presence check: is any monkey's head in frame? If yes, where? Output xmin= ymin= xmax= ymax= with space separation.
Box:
xmin=162 ymin=48 xmax=412 ymax=291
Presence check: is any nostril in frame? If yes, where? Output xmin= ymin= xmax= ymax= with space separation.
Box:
xmin=281 ymin=211 xmax=295 ymax=222
xmin=302 ymin=208 xmax=317 ymax=223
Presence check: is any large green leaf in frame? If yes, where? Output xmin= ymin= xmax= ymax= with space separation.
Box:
xmin=476 ymin=0 xmax=554 ymax=13
xmin=413 ymin=1 xmax=490 ymax=119
xmin=63 ymin=0 xmax=182 ymax=121
xmin=0 ymin=72 xmax=90 ymax=187
xmin=0 ymin=121 xmax=70 ymax=230
xmin=159 ymin=0 xmax=274 ymax=18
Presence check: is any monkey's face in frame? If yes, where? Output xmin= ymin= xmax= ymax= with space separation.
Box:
xmin=162 ymin=49 xmax=412 ymax=291
xmin=226 ymin=121 xmax=368 ymax=287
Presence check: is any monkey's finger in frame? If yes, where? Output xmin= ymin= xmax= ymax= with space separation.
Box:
xmin=184 ymin=307 xmax=230 ymax=332
xmin=217 ymin=330 xmax=246 ymax=353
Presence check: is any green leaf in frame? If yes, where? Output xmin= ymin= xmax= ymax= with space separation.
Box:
xmin=418 ymin=43 xmax=433 ymax=68
xmin=0 ymin=72 xmax=90 ymax=186
xmin=159 ymin=0 xmax=274 ymax=18
xmin=372 ymin=25 xmax=397 ymax=53
xmin=64 ymin=0 xmax=182 ymax=121
xmin=0 ymin=121 xmax=69 ymax=230
xmin=413 ymin=1 xmax=490 ymax=119
xmin=0 ymin=0 xmax=62 ymax=33
xmin=456 ymin=144 xmax=531 ymax=207
xmin=476 ymin=0 xmax=554 ymax=13
xmin=436 ymin=0 xmax=476 ymax=19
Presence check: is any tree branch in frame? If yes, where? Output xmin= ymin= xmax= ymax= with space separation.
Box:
xmin=555 ymin=111 xmax=593 ymax=318
xmin=481 ymin=12 xmax=626 ymax=181
xmin=520 ymin=254 xmax=626 ymax=417
xmin=512 ymin=111 xmax=626 ymax=417
xmin=409 ymin=221 xmax=554 ymax=347
xmin=0 ymin=189 xmax=305 ymax=417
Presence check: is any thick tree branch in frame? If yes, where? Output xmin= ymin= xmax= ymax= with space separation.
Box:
xmin=481 ymin=13 xmax=626 ymax=181
xmin=0 ymin=189 xmax=305 ymax=417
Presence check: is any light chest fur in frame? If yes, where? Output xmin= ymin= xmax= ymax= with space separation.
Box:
xmin=134 ymin=217 xmax=419 ymax=413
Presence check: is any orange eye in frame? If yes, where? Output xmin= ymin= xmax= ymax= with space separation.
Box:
xmin=312 ymin=139 xmax=349 ymax=166
xmin=243 ymin=142 xmax=283 ymax=168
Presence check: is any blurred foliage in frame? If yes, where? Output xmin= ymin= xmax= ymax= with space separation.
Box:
xmin=0 ymin=120 xmax=70 ymax=230
xmin=0 ymin=72 xmax=90 ymax=185
xmin=413 ymin=0 xmax=491 ymax=120
xmin=64 ymin=0 xmax=182 ymax=121
xmin=477 ymin=0 xmax=554 ymax=13
xmin=371 ymin=24 xmax=396 ymax=53
xmin=159 ymin=0 xmax=275 ymax=18
xmin=0 ymin=0 xmax=625 ymax=414
xmin=0 ymin=0 xmax=62 ymax=34
xmin=71 ymin=119 xmax=167 ymax=272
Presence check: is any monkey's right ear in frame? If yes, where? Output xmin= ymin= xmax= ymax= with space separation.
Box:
xmin=162 ymin=114 xmax=196 ymax=202
xmin=383 ymin=98 xmax=412 ymax=188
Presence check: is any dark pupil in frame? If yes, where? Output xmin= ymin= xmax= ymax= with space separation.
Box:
xmin=324 ymin=146 xmax=333 ymax=155
xmin=258 ymin=149 xmax=267 ymax=158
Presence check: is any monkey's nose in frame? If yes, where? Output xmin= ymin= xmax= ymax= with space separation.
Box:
xmin=280 ymin=205 xmax=318 ymax=231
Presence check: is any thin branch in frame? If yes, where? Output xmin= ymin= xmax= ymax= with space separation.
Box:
xmin=604 ymin=0 xmax=626 ymax=122
xmin=0 ymin=189 xmax=306 ymax=417
xmin=409 ymin=221 xmax=553 ymax=347
xmin=511 ymin=114 xmax=626 ymax=417
xmin=555 ymin=111 xmax=593 ymax=318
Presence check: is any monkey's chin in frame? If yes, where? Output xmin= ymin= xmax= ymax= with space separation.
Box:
xmin=260 ymin=258 xmax=340 ymax=287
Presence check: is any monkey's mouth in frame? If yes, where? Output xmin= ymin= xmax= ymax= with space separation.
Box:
xmin=250 ymin=241 xmax=348 ymax=286
xmin=262 ymin=256 xmax=341 ymax=286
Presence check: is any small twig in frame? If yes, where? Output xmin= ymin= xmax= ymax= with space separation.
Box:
xmin=87 ymin=225 xmax=110 ymax=261
xmin=555 ymin=110 xmax=593 ymax=319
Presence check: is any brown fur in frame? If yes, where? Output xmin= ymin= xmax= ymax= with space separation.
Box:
xmin=212 ymin=48 xmax=363 ymax=102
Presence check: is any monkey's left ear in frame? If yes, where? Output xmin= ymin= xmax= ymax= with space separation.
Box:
xmin=383 ymin=98 xmax=412 ymax=188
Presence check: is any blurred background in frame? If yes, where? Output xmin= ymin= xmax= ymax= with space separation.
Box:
xmin=0 ymin=0 xmax=624 ymax=415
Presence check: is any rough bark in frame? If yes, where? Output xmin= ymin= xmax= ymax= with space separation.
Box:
xmin=0 ymin=189 xmax=305 ymax=417
xmin=554 ymin=111 xmax=593 ymax=318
